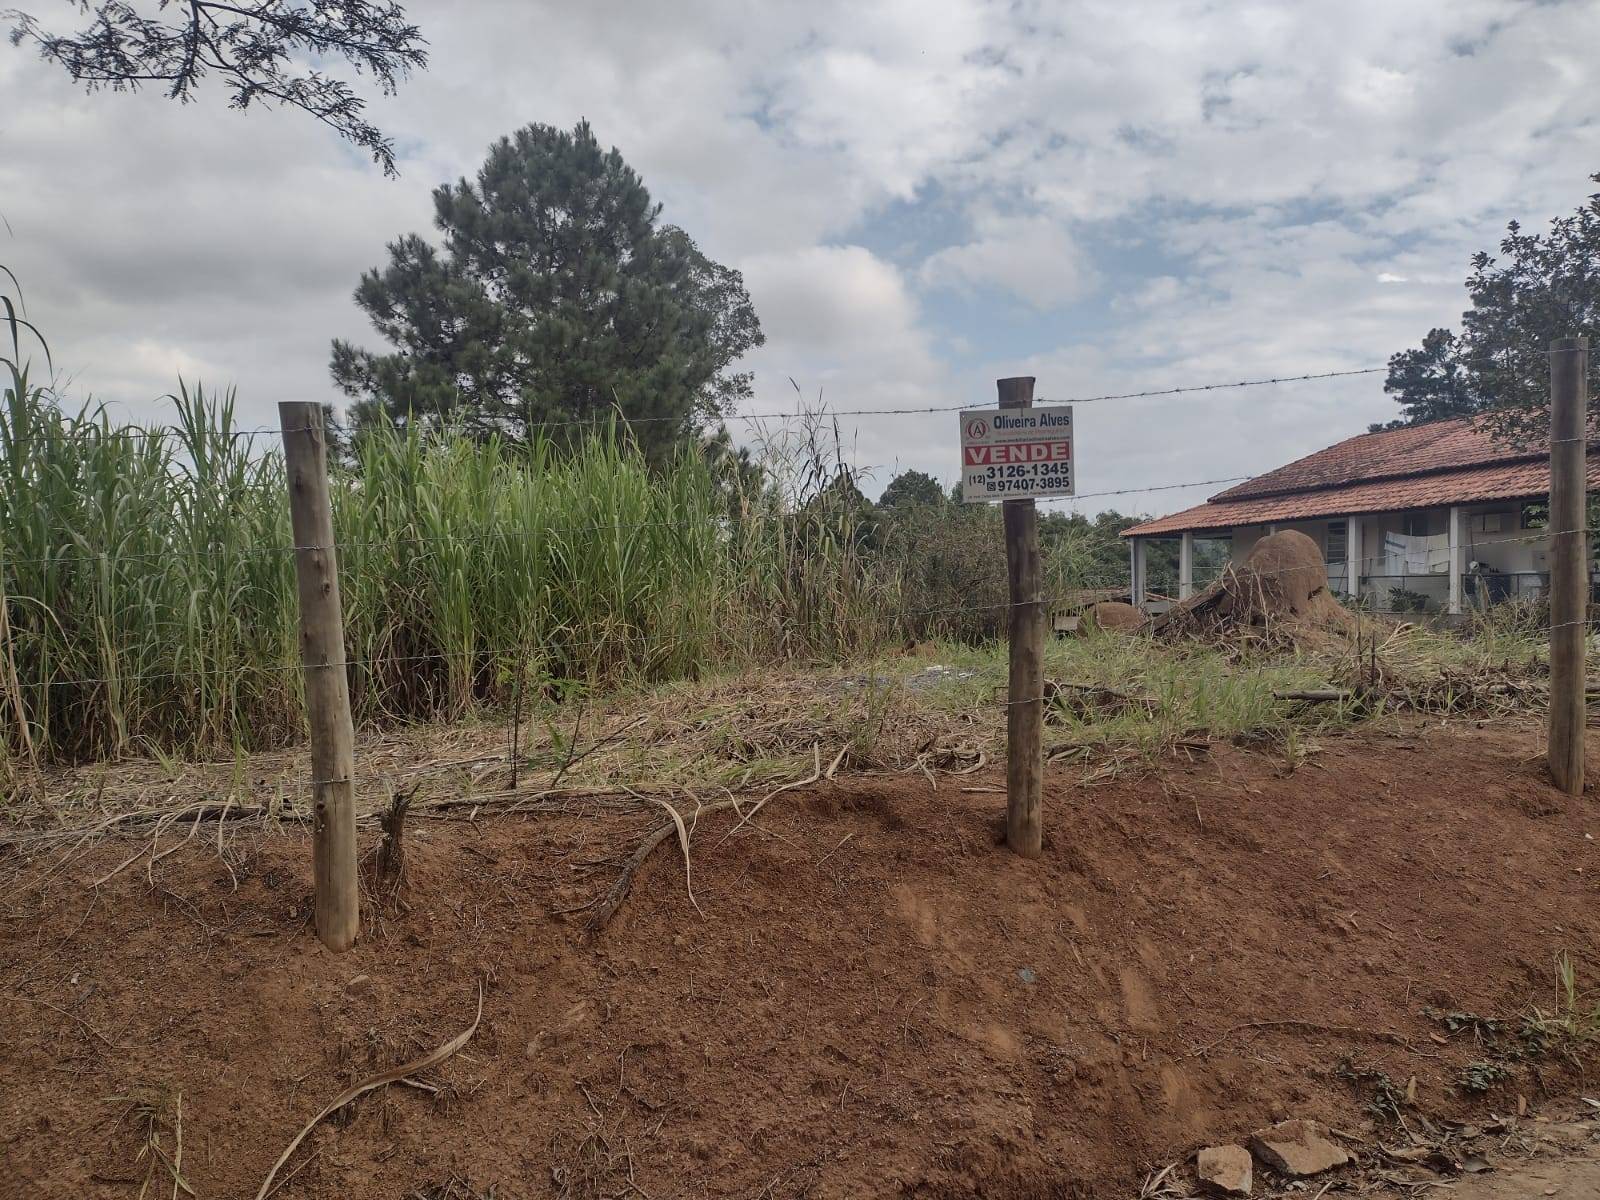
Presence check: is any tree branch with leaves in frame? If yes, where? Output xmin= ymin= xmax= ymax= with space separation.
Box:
xmin=1382 ymin=173 xmax=1600 ymax=441
xmin=6 ymin=1 xmax=427 ymax=175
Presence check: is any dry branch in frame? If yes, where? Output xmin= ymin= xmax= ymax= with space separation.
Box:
xmin=254 ymin=980 xmax=484 ymax=1200
xmin=583 ymin=819 xmax=684 ymax=938
xmin=633 ymin=790 xmax=702 ymax=917
xmin=1273 ymin=689 xmax=1354 ymax=703
xmin=375 ymin=786 xmax=414 ymax=893
xmin=584 ymin=749 xmax=828 ymax=938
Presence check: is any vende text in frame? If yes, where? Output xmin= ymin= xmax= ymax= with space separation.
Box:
xmin=963 ymin=441 xmax=1071 ymax=466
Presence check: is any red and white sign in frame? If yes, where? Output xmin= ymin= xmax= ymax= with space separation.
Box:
xmin=959 ymin=405 xmax=1074 ymax=502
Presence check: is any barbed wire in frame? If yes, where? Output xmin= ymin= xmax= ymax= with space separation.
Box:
xmin=1 ymin=424 xmax=312 ymax=446
xmin=262 ymin=519 xmax=1600 ymax=569
xmin=2 ymin=506 xmax=1583 ymax=574
xmin=1033 ymin=367 xmax=1384 ymax=405
xmin=0 ymin=473 xmax=1261 ymax=569
xmin=0 ymin=365 xmax=1388 ymax=449
xmin=14 ymin=531 xmax=1593 ymax=694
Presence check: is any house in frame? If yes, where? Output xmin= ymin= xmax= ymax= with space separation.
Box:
xmin=1120 ymin=417 xmax=1600 ymax=616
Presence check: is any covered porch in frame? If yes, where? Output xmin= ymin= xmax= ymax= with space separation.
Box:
xmin=1127 ymin=497 xmax=1569 ymax=616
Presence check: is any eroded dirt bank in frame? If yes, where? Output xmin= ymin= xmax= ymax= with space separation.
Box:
xmin=3 ymin=725 xmax=1598 ymax=1198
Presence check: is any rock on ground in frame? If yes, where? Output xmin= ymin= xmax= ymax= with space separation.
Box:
xmin=1197 ymin=1144 xmax=1253 ymax=1196
xmin=1248 ymin=1119 xmax=1351 ymax=1177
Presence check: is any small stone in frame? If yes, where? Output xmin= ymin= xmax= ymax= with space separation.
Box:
xmin=1197 ymin=1144 xmax=1253 ymax=1196
xmin=1248 ymin=1120 xmax=1351 ymax=1177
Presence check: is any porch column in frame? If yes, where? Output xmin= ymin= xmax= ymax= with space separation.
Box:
xmin=1179 ymin=531 xmax=1195 ymax=599
xmin=1447 ymin=505 xmax=1465 ymax=615
xmin=1130 ymin=537 xmax=1147 ymax=609
xmin=1347 ymin=516 xmax=1362 ymax=598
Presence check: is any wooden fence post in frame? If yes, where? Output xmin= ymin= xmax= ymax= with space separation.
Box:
xmin=1548 ymin=336 xmax=1588 ymax=796
xmin=999 ymin=376 xmax=1044 ymax=857
xmin=280 ymin=402 xmax=360 ymax=952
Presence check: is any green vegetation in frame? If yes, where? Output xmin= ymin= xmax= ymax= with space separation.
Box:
xmin=872 ymin=473 xmax=1158 ymax=641
xmin=915 ymin=631 xmax=1361 ymax=761
xmin=0 ymin=354 xmax=1556 ymax=775
xmin=1334 ymin=1058 xmax=1406 ymax=1123
xmin=1421 ymin=954 xmax=1600 ymax=1097
xmin=332 ymin=120 xmax=763 ymax=463
xmin=0 ymin=381 xmax=918 ymax=765
xmin=1456 ymin=1060 xmax=1513 ymax=1094
xmin=1379 ymin=170 xmax=1600 ymax=438
xmin=0 ymin=258 xmax=1152 ymax=772
xmin=1521 ymin=951 xmax=1600 ymax=1064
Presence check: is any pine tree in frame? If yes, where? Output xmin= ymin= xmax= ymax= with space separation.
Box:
xmin=331 ymin=121 xmax=763 ymax=461
xmin=878 ymin=469 xmax=947 ymax=508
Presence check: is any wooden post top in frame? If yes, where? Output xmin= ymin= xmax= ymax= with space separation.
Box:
xmin=997 ymin=377 xmax=1036 ymax=408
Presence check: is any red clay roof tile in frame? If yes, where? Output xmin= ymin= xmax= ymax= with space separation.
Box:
xmin=1123 ymin=417 xmax=1595 ymax=538
xmin=1210 ymin=417 xmax=1542 ymax=502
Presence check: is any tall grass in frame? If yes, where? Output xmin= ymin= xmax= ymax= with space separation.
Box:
xmin=0 ymin=381 xmax=908 ymax=766
xmin=2 ymin=382 xmax=302 ymax=762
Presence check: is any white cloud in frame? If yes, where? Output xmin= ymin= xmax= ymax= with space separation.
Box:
xmin=741 ymin=246 xmax=925 ymax=362
xmin=2 ymin=0 xmax=1599 ymax=508
xmin=736 ymin=244 xmax=953 ymax=483
xmin=922 ymin=214 xmax=1096 ymax=309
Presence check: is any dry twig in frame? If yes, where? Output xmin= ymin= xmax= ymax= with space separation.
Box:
xmin=254 ymin=980 xmax=484 ymax=1200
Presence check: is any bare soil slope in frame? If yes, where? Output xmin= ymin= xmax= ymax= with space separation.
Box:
xmin=3 ymin=725 xmax=1598 ymax=1198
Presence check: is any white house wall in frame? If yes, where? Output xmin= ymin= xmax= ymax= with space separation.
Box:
xmin=1357 ymin=509 xmax=1450 ymax=609
xmin=1195 ymin=499 xmax=1559 ymax=613
xmin=1229 ymin=525 xmax=1267 ymax=564
xmin=1455 ymin=502 xmax=1548 ymax=573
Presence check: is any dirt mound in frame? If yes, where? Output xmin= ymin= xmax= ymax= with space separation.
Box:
xmin=2 ymin=725 xmax=1597 ymax=1198
xmin=1156 ymin=529 xmax=1355 ymax=639
xmin=1075 ymin=600 xmax=1145 ymax=634
xmin=1244 ymin=529 xmax=1326 ymax=609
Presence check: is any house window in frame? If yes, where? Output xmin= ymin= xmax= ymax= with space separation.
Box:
xmin=1325 ymin=520 xmax=1348 ymax=565
xmin=1521 ymin=500 xmax=1549 ymax=530
xmin=1401 ymin=511 xmax=1438 ymax=538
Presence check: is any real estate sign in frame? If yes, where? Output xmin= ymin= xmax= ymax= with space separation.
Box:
xmin=959 ymin=406 xmax=1074 ymax=502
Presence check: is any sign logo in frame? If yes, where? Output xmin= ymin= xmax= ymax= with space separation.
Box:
xmin=965 ymin=418 xmax=989 ymax=439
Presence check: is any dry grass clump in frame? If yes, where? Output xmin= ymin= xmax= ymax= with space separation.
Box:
xmin=0 ymin=666 xmax=986 ymax=852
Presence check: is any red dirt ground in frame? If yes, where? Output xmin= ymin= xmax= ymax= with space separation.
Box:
xmin=3 ymin=723 xmax=1599 ymax=1198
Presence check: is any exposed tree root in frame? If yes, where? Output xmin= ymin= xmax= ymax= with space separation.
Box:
xmin=583 ymin=748 xmax=827 ymax=939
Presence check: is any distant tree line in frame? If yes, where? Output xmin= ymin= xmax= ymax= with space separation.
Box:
xmin=806 ymin=467 xmax=1176 ymax=640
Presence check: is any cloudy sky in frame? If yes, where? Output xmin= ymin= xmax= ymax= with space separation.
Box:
xmin=2 ymin=0 xmax=1598 ymax=515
